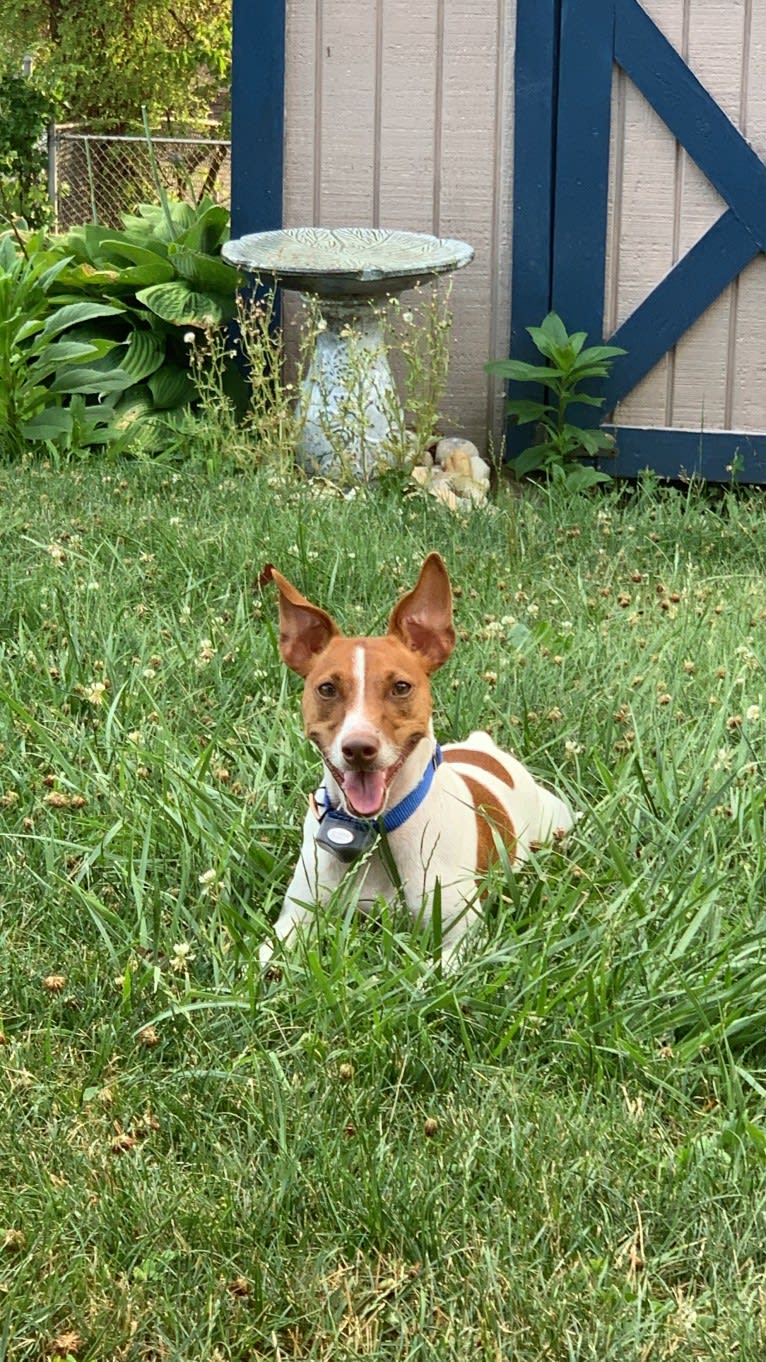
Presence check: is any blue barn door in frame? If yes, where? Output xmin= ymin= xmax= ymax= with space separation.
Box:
xmin=511 ymin=0 xmax=766 ymax=482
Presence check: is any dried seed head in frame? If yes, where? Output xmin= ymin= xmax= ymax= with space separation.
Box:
xmin=42 ymin=974 xmax=67 ymax=993
xmin=110 ymin=1131 xmax=138 ymax=1155
xmin=51 ymin=1331 xmax=82 ymax=1357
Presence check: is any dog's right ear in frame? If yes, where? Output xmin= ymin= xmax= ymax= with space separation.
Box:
xmin=387 ymin=552 xmax=455 ymax=672
xmin=261 ymin=564 xmax=339 ymax=676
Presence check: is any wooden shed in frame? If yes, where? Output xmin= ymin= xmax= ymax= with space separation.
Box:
xmin=231 ymin=0 xmax=766 ymax=481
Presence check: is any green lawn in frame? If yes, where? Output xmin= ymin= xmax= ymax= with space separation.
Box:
xmin=1 ymin=463 xmax=766 ymax=1360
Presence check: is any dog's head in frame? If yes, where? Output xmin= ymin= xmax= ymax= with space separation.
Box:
xmin=263 ymin=554 xmax=455 ymax=817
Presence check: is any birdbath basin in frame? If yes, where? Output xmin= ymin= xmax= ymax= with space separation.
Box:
xmin=222 ymin=227 xmax=474 ymax=479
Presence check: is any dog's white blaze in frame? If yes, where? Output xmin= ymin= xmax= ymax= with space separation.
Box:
xmin=353 ymin=645 xmax=367 ymax=716
xmin=332 ymin=645 xmax=375 ymax=758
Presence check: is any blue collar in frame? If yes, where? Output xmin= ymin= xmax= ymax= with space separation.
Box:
xmin=320 ymin=743 xmax=443 ymax=835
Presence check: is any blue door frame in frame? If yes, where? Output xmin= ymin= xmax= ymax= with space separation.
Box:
xmin=230 ymin=0 xmax=286 ymax=241
xmin=511 ymin=0 xmax=766 ymax=482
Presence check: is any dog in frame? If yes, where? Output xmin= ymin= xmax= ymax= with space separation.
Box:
xmin=260 ymin=552 xmax=573 ymax=970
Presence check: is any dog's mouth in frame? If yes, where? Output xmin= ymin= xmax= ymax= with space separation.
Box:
xmin=328 ymin=748 xmax=411 ymax=819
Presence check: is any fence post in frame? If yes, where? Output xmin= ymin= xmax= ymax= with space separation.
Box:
xmin=47 ymin=122 xmax=58 ymax=227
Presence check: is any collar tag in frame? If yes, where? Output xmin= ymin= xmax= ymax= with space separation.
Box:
xmin=315 ymin=809 xmax=377 ymax=863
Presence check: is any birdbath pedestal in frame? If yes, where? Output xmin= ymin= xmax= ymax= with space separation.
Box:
xmin=222 ymin=227 xmax=473 ymax=480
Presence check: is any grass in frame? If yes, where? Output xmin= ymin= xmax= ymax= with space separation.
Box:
xmin=1 ymin=460 xmax=766 ymax=1359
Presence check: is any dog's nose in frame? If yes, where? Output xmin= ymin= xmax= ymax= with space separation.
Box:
xmin=341 ymin=733 xmax=380 ymax=765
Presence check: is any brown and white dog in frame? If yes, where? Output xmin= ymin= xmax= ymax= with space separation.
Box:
xmin=260 ymin=553 xmax=573 ymax=970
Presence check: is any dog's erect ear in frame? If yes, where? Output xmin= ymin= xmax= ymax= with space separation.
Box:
xmin=262 ymin=564 xmax=339 ymax=676
xmin=387 ymin=552 xmax=455 ymax=672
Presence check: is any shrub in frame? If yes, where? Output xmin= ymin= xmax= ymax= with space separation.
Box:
xmin=0 ymin=71 xmax=54 ymax=229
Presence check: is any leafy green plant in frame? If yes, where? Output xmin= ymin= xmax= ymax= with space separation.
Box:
xmin=2 ymin=0 xmax=230 ymax=134
xmin=52 ymin=199 xmax=242 ymax=450
xmin=0 ymin=70 xmax=54 ymax=229
xmin=0 ymin=230 xmax=133 ymax=458
xmin=183 ymin=288 xmax=311 ymax=475
xmin=487 ymin=310 xmax=625 ymax=489
xmin=0 ymin=197 xmax=243 ymax=458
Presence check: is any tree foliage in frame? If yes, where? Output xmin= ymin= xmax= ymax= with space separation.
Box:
xmin=0 ymin=72 xmax=54 ymax=227
xmin=0 ymin=0 xmax=231 ymax=132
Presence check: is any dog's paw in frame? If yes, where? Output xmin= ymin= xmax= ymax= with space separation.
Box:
xmin=258 ymin=941 xmax=283 ymax=981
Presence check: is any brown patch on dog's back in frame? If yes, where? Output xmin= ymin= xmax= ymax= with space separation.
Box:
xmin=443 ymin=747 xmax=516 ymax=790
xmin=459 ymin=775 xmax=517 ymax=876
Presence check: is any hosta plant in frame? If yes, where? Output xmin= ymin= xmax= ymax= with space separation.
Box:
xmin=0 ymin=198 xmax=243 ymax=457
xmin=50 ymin=197 xmax=244 ymax=449
xmin=0 ymin=231 xmax=132 ymax=459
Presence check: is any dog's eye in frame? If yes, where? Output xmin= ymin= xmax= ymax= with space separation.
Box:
xmin=317 ymin=681 xmax=337 ymax=700
xmin=391 ymin=680 xmax=412 ymax=697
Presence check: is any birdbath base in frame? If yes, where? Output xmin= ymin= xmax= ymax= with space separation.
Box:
xmin=296 ymin=296 xmax=401 ymax=480
xmin=221 ymin=228 xmax=474 ymax=482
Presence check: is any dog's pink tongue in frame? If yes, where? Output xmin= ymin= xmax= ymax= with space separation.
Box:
xmin=344 ymin=770 xmax=386 ymax=817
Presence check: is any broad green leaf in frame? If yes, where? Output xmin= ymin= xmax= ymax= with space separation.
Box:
xmin=485 ymin=359 xmax=564 ymax=384
xmin=538 ymin=311 xmax=570 ymax=348
xmin=28 ymin=340 xmax=100 ymax=382
xmin=578 ymin=428 xmax=616 ymax=455
xmin=509 ymin=444 xmax=551 ymax=478
xmin=147 ymin=363 xmax=196 ymax=409
xmin=137 ymin=281 xmax=235 ymax=327
xmin=121 ymin=206 xmax=167 ymax=235
xmin=99 ymin=238 xmax=171 ymax=266
xmin=107 ymin=257 xmax=175 ymax=287
xmin=38 ymin=256 xmax=74 ymax=293
xmin=562 ymin=464 xmax=613 ymax=490
xmin=505 ymin=398 xmax=551 ymax=424
xmin=564 ymin=392 xmax=605 ymax=408
xmin=168 ymin=243 xmax=240 ymax=293
xmin=580 ymin=342 xmax=627 ymax=359
xmin=129 ymin=200 xmax=197 ymax=242
xmin=119 ymin=329 xmax=166 ymax=382
xmin=112 ymin=386 xmax=156 ymax=429
xmin=525 ymin=326 xmax=568 ymax=364
xmin=58 ymin=224 xmax=115 ymax=263
xmin=56 ymin=262 xmax=122 ymax=291
xmin=178 ymin=203 xmax=231 ymax=254
xmin=40 ymin=302 xmax=124 ymax=341
xmin=14 ymin=317 xmax=46 ymax=343
xmin=118 ymin=262 xmax=178 ymax=288
xmin=0 ymin=235 xmax=17 ymax=270
xmin=22 ymin=405 xmax=73 ymax=439
xmin=49 ymin=365 xmax=134 ymax=395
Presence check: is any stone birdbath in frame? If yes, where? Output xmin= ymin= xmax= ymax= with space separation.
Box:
xmin=221 ymin=226 xmax=474 ymax=479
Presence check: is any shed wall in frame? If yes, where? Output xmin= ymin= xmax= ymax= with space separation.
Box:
xmin=283 ymin=0 xmax=516 ymax=454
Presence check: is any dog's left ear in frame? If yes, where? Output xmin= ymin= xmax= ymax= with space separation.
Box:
xmin=262 ymin=564 xmax=339 ymax=676
xmin=388 ymin=552 xmax=455 ymax=672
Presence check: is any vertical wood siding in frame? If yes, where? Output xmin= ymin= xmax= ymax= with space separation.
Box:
xmin=607 ymin=0 xmax=766 ymax=434
xmin=283 ymin=0 xmax=516 ymax=451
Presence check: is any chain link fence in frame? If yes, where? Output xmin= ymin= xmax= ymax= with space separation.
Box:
xmin=49 ymin=127 xmax=231 ymax=229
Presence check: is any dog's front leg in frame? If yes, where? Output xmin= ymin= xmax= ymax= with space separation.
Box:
xmin=258 ymin=881 xmax=317 ymax=967
xmin=407 ymin=869 xmax=481 ymax=975
xmin=436 ymin=896 xmax=483 ymax=973
xmin=259 ymin=811 xmax=342 ymax=968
